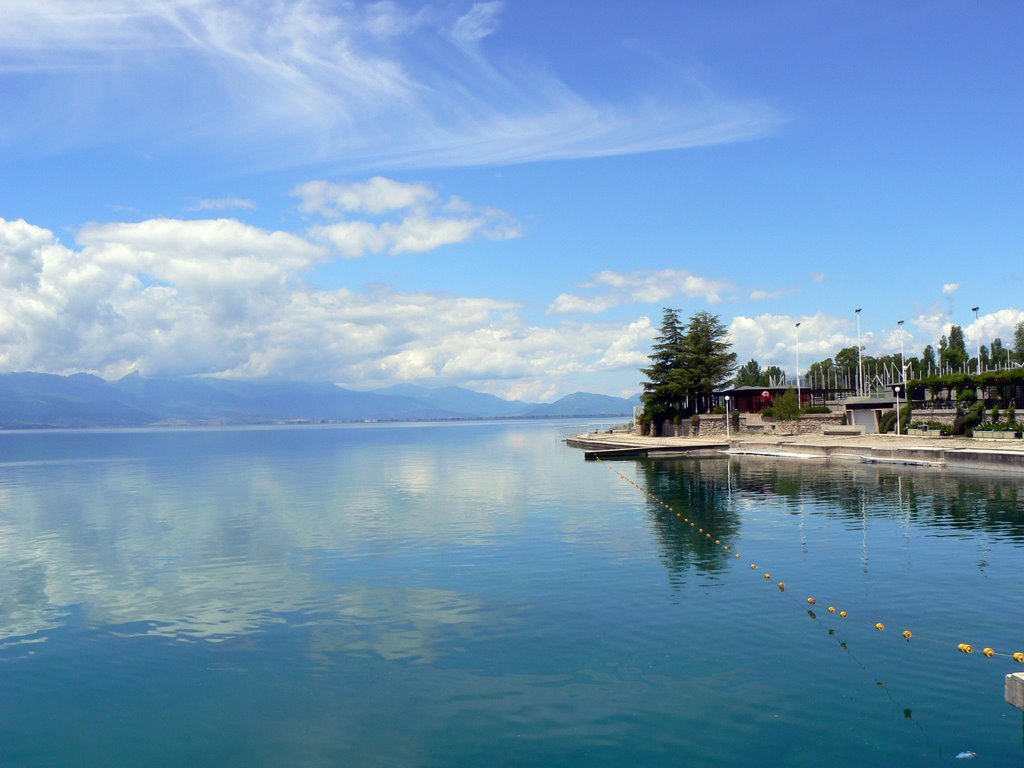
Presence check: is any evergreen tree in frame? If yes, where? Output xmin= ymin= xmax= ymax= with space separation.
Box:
xmin=678 ymin=311 xmax=736 ymax=413
xmin=763 ymin=365 xmax=785 ymax=386
xmin=947 ymin=325 xmax=968 ymax=371
xmin=990 ymin=337 xmax=1005 ymax=368
xmin=921 ymin=344 xmax=937 ymax=375
xmin=734 ymin=359 xmax=766 ymax=387
xmin=640 ymin=308 xmax=686 ymax=420
xmin=1014 ymin=321 xmax=1024 ymax=364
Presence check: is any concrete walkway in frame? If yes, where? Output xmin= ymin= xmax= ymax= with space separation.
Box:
xmin=566 ymin=431 xmax=1024 ymax=473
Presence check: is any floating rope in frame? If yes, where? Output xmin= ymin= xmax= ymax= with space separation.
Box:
xmin=595 ymin=456 xmax=1024 ymax=664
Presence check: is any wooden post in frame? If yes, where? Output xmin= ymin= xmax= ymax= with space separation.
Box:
xmin=1007 ymin=673 xmax=1024 ymax=711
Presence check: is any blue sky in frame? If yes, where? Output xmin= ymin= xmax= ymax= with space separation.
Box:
xmin=1 ymin=1 xmax=1022 ymax=401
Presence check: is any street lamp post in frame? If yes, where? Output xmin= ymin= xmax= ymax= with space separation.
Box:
xmin=895 ymin=385 xmax=902 ymax=436
xmin=897 ymin=319 xmax=906 ymax=393
xmin=972 ymin=306 xmax=982 ymax=374
xmin=855 ymin=308 xmax=863 ymax=396
xmin=724 ymin=395 xmax=731 ymax=439
xmin=795 ymin=321 xmax=801 ymax=410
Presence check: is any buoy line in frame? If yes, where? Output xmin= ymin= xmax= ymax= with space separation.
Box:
xmin=596 ymin=456 xmax=1024 ymax=665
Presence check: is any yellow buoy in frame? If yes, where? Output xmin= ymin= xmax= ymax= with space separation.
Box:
xmin=1013 ymin=652 xmax=1024 ymax=663
xmin=958 ymin=643 xmax=974 ymax=654
xmin=827 ymin=606 xmax=836 ymax=614
xmin=982 ymin=647 xmax=995 ymax=657
xmin=902 ymin=630 xmax=912 ymax=640
xmin=875 ymin=623 xmax=885 ymax=631
xmin=839 ymin=611 xmax=848 ymax=619
xmin=807 ymin=597 xmax=816 ymax=605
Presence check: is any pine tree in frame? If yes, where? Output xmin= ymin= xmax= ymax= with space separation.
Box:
xmin=734 ymin=359 xmax=766 ymax=387
xmin=947 ymin=325 xmax=968 ymax=371
xmin=640 ymin=308 xmax=686 ymax=420
xmin=1014 ymin=321 xmax=1024 ymax=364
xmin=678 ymin=311 xmax=736 ymax=414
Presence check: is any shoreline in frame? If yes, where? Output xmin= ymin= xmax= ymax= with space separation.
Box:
xmin=566 ymin=431 xmax=1024 ymax=473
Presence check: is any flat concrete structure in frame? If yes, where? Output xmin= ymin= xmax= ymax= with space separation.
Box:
xmin=566 ymin=432 xmax=1024 ymax=473
xmin=1007 ymin=673 xmax=1024 ymax=712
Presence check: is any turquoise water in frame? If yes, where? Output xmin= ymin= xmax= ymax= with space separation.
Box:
xmin=0 ymin=422 xmax=1021 ymax=766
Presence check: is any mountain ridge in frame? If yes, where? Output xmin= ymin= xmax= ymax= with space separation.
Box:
xmin=0 ymin=372 xmax=639 ymax=428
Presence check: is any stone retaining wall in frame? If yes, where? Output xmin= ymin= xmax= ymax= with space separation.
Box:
xmin=909 ymin=409 xmax=957 ymax=428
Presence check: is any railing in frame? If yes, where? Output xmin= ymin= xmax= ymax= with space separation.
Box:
xmin=559 ymin=421 xmax=634 ymax=439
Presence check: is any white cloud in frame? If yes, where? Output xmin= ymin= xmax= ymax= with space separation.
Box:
xmin=452 ymin=2 xmax=503 ymax=47
xmin=548 ymin=268 xmax=732 ymax=314
xmin=0 ymin=215 xmax=652 ymax=395
xmin=548 ymin=293 xmax=621 ymax=315
xmin=187 ymin=197 xmax=256 ymax=211
xmin=942 ymin=282 xmax=960 ymax=296
xmin=729 ymin=313 xmax=861 ymax=369
xmin=749 ymin=286 xmax=796 ymax=300
xmin=300 ymin=177 xmax=520 ymax=258
xmin=0 ymin=1 xmax=781 ymax=169
xmin=293 ymin=178 xmax=437 ymax=217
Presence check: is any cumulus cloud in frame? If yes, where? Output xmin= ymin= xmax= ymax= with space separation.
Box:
xmin=0 ymin=1 xmax=781 ymax=169
xmin=942 ymin=282 xmax=960 ymax=296
xmin=298 ymin=177 xmax=520 ymax=258
xmin=548 ymin=268 xmax=732 ymax=314
xmin=728 ymin=312 xmax=861 ymax=369
xmin=0 ymin=215 xmax=651 ymax=394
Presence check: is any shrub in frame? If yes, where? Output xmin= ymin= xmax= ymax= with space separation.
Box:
xmin=773 ymin=389 xmax=800 ymax=421
xmin=879 ymin=409 xmax=896 ymax=434
xmin=953 ymin=402 xmax=985 ymax=436
xmin=899 ymin=403 xmax=912 ymax=434
xmin=991 ymin=404 xmax=1001 ymax=424
xmin=910 ymin=420 xmax=951 ymax=435
xmin=710 ymin=406 xmax=726 ymax=415
xmin=1008 ymin=403 xmax=1017 ymax=426
xmin=800 ymin=405 xmax=832 ymax=414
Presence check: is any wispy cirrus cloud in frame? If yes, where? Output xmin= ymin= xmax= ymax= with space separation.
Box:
xmin=0 ymin=1 xmax=782 ymax=169
xmin=548 ymin=268 xmax=733 ymax=314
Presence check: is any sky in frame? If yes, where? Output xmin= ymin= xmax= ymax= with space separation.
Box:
xmin=1 ymin=0 xmax=1022 ymax=401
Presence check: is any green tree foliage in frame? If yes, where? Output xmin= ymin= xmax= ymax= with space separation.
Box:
xmin=1014 ymin=321 xmax=1024 ymax=364
xmin=640 ymin=308 xmax=686 ymax=420
xmin=763 ymin=365 xmax=785 ymax=385
xmin=678 ymin=311 xmax=737 ymax=414
xmin=921 ymin=344 xmax=937 ymax=375
xmin=640 ymin=308 xmax=736 ymax=420
xmin=946 ymin=325 xmax=968 ymax=370
xmin=990 ymin=337 xmax=1005 ymax=367
xmin=735 ymin=359 xmax=767 ymax=387
xmin=772 ymin=388 xmax=800 ymax=421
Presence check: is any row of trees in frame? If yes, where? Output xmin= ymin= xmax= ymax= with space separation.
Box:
xmin=640 ymin=309 xmax=736 ymax=420
xmin=640 ymin=312 xmax=1024 ymax=418
xmin=730 ymin=321 xmax=1024 ymax=392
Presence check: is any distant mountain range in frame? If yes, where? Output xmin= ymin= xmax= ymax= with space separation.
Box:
xmin=0 ymin=372 xmax=641 ymax=428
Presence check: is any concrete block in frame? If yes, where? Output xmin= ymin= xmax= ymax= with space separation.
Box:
xmin=1006 ymin=672 xmax=1024 ymax=711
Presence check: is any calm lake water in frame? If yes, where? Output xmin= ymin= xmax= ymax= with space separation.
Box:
xmin=1 ymin=421 xmax=1022 ymax=766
